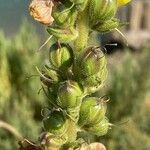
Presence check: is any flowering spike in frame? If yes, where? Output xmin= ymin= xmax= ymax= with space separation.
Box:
xmin=25 ymin=0 xmax=131 ymax=148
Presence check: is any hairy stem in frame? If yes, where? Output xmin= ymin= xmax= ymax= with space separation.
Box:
xmin=75 ymin=9 xmax=90 ymax=53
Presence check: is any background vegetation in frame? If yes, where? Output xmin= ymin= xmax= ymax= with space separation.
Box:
xmin=0 ymin=22 xmax=150 ymax=150
xmin=0 ymin=21 xmax=46 ymax=149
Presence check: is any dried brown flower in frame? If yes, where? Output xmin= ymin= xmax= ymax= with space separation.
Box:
xmin=29 ymin=0 xmax=54 ymax=25
xmin=19 ymin=139 xmax=41 ymax=150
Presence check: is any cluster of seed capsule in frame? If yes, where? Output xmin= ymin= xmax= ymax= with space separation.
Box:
xmin=29 ymin=0 xmax=131 ymax=149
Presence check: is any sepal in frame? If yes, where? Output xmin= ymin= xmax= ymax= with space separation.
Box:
xmin=93 ymin=18 xmax=125 ymax=33
xmin=47 ymin=27 xmax=78 ymax=43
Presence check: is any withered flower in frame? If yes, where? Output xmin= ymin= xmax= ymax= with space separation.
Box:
xmin=29 ymin=0 xmax=54 ymax=25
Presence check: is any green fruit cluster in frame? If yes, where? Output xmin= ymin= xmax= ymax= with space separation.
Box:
xmin=28 ymin=0 xmax=131 ymax=149
xmin=39 ymin=42 xmax=109 ymax=149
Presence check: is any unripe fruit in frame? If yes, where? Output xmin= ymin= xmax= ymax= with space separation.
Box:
xmin=94 ymin=18 xmax=124 ymax=33
xmin=43 ymin=111 xmax=67 ymax=135
xmin=85 ymin=117 xmax=110 ymax=136
xmin=53 ymin=4 xmax=77 ymax=27
xmin=49 ymin=43 xmax=73 ymax=71
xmin=70 ymin=0 xmax=88 ymax=10
xmin=89 ymin=0 xmax=117 ymax=26
xmin=40 ymin=132 xmax=67 ymax=150
xmin=78 ymin=97 xmax=107 ymax=127
xmin=74 ymin=47 xmax=106 ymax=79
xmin=83 ymin=66 xmax=107 ymax=88
xmin=57 ymin=80 xmax=83 ymax=109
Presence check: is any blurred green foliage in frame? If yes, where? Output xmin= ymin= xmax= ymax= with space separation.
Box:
xmin=98 ymin=49 xmax=150 ymax=150
xmin=0 ymin=21 xmax=46 ymax=149
xmin=0 ymin=21 xmax=150 ymax=150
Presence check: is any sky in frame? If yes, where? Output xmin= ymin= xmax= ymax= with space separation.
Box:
xmin=0 ymin=0 xmax=43 ymax=36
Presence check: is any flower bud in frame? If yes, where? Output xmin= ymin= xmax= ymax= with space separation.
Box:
xmin=93 ymin=18 xmax=124 ymax=33
xmin=47 ymin=27 xmax=78 ymax=43
xmin=117 ymin=0 xmax=131 ymax=6
xmin=85 ymin=117 xmax=110 ymax=136
xmin=29 ymin=0 xmax=54 ymax=25
xmin=53 ymin=3 xmax=77 ymax=27
xmin=74 ymin=47 xmax=106 ymax=79
xmin=57 ymin=80 xmax=83 ymax=109
xmin=49 ymin=43 xmax=73 ymax=71
xmin=78 ymin=97 xmax=107 ymax=127
xmin=43 ymin=111 xmax=68 ymax=135
xmin=89 ymin=0 xmax=117 ymax=26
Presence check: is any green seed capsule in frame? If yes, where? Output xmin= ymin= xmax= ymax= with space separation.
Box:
xmin=85 ymin=117 xmax=110 ymax=136
xmin=53 ymin=4 xmax=77 ymax=27
xmin=43 ymin=111 xmax=67 ymax=135
xmin=49 ymin=43 xmax=73 ymax=71
xmin=57 ymin=80 xmax=83 ymax=109
xmin=83 ymin=65 xmax=107 ymax=87
xmin=89 ymin=0 xmax=117 ymax=26
xmin=70 ymin=0 xmax=88 ymax=11
xmin=40 ymin=132 xmax=67 ymax=150
xmin=47 ymin=27 xmax=78 ymax=43
xmin=74 ymin=47 xmax=106 ymax=79
xmin=94 ymin=18 xmax=124 ymax=33
xmin=78 ymin=97 xmax=107 ymax=127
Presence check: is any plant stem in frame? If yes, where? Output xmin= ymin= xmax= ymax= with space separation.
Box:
xmin=74 ymin=9 xmax=90 ymax=53
xmin=0 ymin=120 xmax=23 ymax=140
